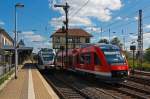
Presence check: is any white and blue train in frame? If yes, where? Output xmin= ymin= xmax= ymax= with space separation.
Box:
xmin=37 ymin=48 xmax=55 ymax=70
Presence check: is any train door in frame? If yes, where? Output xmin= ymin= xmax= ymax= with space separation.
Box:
xmin=71 ymin=54 xmax=77 ymax=70
xmin=84 ymin=52 xmax=92 ymax=71
xmin=79 ymin=53 xmax=85 ymax=69
xmin=93 ymin=52 xmax=102 ymax=72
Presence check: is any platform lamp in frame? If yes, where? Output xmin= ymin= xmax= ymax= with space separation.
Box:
xmin=14 ymin=3 xmax=24 ymax=79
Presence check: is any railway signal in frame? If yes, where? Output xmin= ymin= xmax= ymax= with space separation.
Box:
xmin=130 ymin=45 xmax=136 ymax=74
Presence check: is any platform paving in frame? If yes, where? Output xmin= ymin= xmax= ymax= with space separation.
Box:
xmin=0 ymin=61 xmax=59 ymax=99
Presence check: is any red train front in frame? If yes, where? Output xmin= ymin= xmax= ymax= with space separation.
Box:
xmin=55 ymin=44 xmax=129 ymax=83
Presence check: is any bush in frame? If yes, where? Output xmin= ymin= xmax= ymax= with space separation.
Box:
xmin=0 ymin=62 xmax=6 ymax=66
xmin=127 ymin=59 xmax=150 ymax=71
xmin=0 ymin=70 xmax=14 ymax=85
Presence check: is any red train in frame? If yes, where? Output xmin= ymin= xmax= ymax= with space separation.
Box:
xmin=55 ymin=44 xmax=129 ymax=82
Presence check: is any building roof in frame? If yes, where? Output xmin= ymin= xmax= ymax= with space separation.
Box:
xmin=50 ymin=28 xmax=93 ymax=38
xmin=2 ymin=46 xmax=33 ymax=51
xmin=0 ymin=28 xmax=14 ymax=43
xmin=17 ymin=39 xmax=25 ymax=47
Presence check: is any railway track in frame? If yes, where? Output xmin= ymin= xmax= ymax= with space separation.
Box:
xmin=129 ymin=70 xmax=150 ymax=86
xmin=58 ymin=75 xmax=121 ymax=99
xmin=42 ymin=73 xmax=90 ymax=99
xmin=88 ymin=80 xmax=150 ymax=99
xmin=63 ymin=72 xmax=150 ymax=99
xmin=133 ymin=70 xmax=150 ymax=76
xmin=41 ymin=70 xmax=150 ymax=99
xmin=112 ymin=82 xmax=150 ymax=99
xmin=128 ymin=75 xmax=150 ymax=86
xmin=42 ymin=71 xmax=122 ymax=99
xmin=52 ymin=72 xmax=140 ymax=99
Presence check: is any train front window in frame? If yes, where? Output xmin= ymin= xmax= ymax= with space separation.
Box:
xmin=103 ymin=51 xmax=126 ymax=65
xmin=43 ymin=56 xmax=53 ymax=61
xmin=43 ymin=54 xmax=54 ymax=61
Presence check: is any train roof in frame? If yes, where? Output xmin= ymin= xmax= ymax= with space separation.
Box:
xmin=38 ymin=48 xmax=55 ymax=55
xmin=80 ymin=43 xmax=120 ymax=50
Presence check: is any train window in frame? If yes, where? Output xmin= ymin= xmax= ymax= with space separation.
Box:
xmin=69 ymin=56 xmax=73 ymax=66
xmin=80 ymin=54 xmax=85 ymax=64
xmin=84 ymin=53 xmax=91 ymax=64
xmin=76 ymin=54 xmax=79 ymax=64
xmin=94 ymin=53 xmax=101 ymax=65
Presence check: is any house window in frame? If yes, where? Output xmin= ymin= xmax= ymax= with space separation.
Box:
xmin=2 ymin=37 xmax=4 ymax=46
xmin=56 ymin=37 xmax=60 ymax=43
xmin=85 ymin=38 xmax=90 ymax=43
xmin=76 ymin=37 xmax=80 ymax=43
xmin=68 ymin=37 xmax=72 ymax=43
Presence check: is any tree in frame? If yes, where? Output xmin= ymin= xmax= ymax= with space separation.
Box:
xmin=144 ymin=48 xmax=150 ymax=62
xmin=110 ymin=37 xmax=123 ymax=48
xmin=98 ymin=38 xmax=109 ymax=44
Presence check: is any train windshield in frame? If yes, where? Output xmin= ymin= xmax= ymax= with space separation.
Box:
xmin=43 ymin=54 xmax=54 ymax=61
xmin=99 ymin=45 xmax=126 ymax=65
xmin=103 ymin=51 xmax=126 ymax=65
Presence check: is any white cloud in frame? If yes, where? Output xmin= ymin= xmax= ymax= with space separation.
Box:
xmin=49 ymin=0 xmax=123 ymax=28
xmin=125 ymin=17 xmax=129 ymax=21
xmin=21 ymin=31 xmax=52 ymax=53
xmin=126 ymin=32 xmax=150 ymax=50
xmin=143 ymin=33 xmax=150 ymax=49
xmin=115 ymin=16 xmax=122 ymax=20
xmin=28 ymin=35 xmax=45 ymax=42
xmin=22 ymin=31 xmax=45 ymax=42
xmin=22 ymin=31 xmax=34 ymax=35
xmin=0 ymin=20 xmax=5 ymax=25
xmin=32 ymin=40 xmax=52 ymax=53
xmin=85 ymin=27 xmax=102 ymax=33
xmin=69 ymin=17 xmax=92 ymax=26
xmin=134 ymin=16 xmax=138 ymax=20
xmin=50 ymin=16 xmax=92 ymax=28
xmin=50 ymin=17 xmax=64 ymax=29
xmin=144 ymin=24 xmax=150 ymax=29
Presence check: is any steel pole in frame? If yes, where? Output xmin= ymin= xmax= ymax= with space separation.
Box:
xmin=133 ymin=50 xmax=135 ymax=74
xmin=64 ymin=3 xmax=69 ymax=67
xmin=14 ymin=6 xmax=18 ymax=79
xmin=109 ymin=28 xmax=110 ymax=44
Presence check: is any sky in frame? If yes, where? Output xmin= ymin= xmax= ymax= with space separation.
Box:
xmin=0 ymin=0 xmax=150 ymax=52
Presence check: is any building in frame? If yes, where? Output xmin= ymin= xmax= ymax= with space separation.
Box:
xmin=50 ymin=28 xmax=92 ymax=49
xmin=0 ymin=28 xmax=33 ymax=71
xmin=0 ymin=28 xmax=14 ymax=73
xmin=0 ymin=28 xmax=13 ymax=48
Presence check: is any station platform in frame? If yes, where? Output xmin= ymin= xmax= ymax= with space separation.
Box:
xmin=0 ymin=60 xmax=59 ymax=99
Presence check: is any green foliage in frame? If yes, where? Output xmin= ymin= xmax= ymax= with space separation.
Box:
xmin=98 ymin=38 xmax=109 ymax=44
xmin=127 ymin=58 xmax=150 ymax=71
xmin=0 ymin=70 xmax=14 ymax=85
xmin=0 ymin=62 xmax=6 ymax=66
xmin=110 ymin=37 xmax=123 ymax=48
xmin=144 ymin=48 xmax=150 ymax=63
xmin=123 ymin=51 xmax=130 ymax=59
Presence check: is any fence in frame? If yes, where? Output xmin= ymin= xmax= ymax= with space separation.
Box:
xmin=0 ymin=64 xmax=15 ymax=76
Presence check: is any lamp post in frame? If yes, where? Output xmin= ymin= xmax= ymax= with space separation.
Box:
xmin=14 ymin=3 xmax=24 ymax=79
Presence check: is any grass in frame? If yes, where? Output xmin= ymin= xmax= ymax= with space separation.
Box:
xmin=127 ymin=58 xmax=150 ymax=71
xmin=0 ymin=70 xmax=14 ymax=85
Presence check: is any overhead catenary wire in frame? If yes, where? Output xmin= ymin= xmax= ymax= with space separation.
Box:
xmin=69 ymin=0 xmax=90 ymax=19
xmin=84 ymin=3 xmax=150 ymax=32
xmin=103 ymin=0 xmax=140 ymax=28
